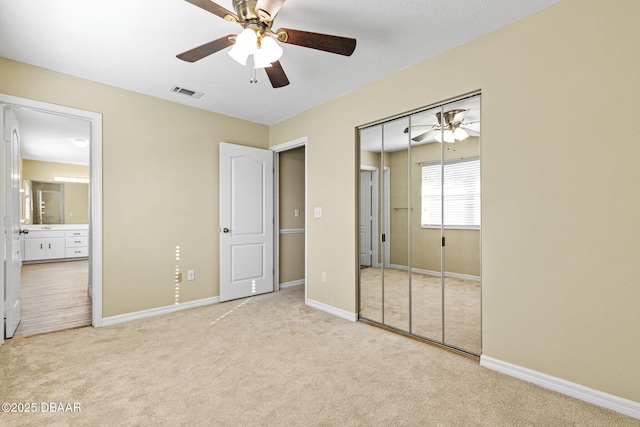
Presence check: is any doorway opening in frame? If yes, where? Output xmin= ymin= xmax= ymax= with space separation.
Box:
xmin=1 ymin=95 xmax=102 ymax=343
xmin=18 ymin=260 xmax=90 ymax=337
xmin=272 ymin=138 xmax=307 ymax=303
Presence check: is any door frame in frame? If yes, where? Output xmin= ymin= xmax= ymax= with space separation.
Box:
xmin=360 ymin=166 xmax=379 ymax=267
xmin=0 ymin=94 xmax=103 ymax=344
xmin=271 ymin=137 xmax=308 ymax=304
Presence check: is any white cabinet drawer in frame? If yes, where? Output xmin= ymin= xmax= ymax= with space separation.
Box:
xmin=66 ymin=247 xmax=88 ymax=258
xmin=66 ymin=237 xmax=88 ymax=248
xmin=66 ymin=230 xmax=88 ymax=238
xmin=25 ymin=230 xmax=66 ymax=239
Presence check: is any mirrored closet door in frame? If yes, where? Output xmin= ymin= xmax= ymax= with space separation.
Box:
xmin=358 ymin=93 xmax=481 ymax=356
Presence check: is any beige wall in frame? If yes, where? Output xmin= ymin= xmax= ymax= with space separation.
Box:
xmin=389 ymin=149 xmax=409 ymax=265
xmin=22 ymin=159 xmax=89 ymax=181
xmin=270 ymin=0 xmax=640 ymax=403
xmin=1 ymin=57 xmax=269 ymax=317
xmin=278 ymin=146 xmax=305 ymax=284
xmin=278 ymin=233 xmax=305 ymax=284
xmin=359 ymin=150 xmax=380 ymax=169
xmin=64 ymin=182 xmax=88 ymax=224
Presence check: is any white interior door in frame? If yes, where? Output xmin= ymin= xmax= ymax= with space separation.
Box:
xmin=3 ymin=106 xmax=21 ymax=338
xmin=219 ymin=142 xmax=274 ymax=302
xmin=360 ymin=170 xmax=372 ymax=266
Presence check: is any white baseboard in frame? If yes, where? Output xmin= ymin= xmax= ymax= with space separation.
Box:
xmin=280 ymin=279 xmax=305 ymax=289
xmin=279 ymin=228 xmax=305 ymax=235
xmin=307 ymin=298 xmax=357 ymax=322
xmin=389 ymin=264 xmax=480 ymax=282
xmin=102 ymin=297 xmax=220 ymax=327
xmin=480 ymin=355 xmax=640 ymax=420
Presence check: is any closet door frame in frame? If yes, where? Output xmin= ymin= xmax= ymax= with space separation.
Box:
xmin=357 ymin=91 xmax=482 ymax=358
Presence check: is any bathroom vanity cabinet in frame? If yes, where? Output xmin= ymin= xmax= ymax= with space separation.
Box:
xmin=22 ymin=225 xmax=88 ymax=262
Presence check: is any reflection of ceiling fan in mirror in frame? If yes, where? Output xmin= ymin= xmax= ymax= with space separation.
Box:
xmin=177 ymin=0 xmax=357 ymax=88
xmin=406 ymin=109 xmax=480 ymax=143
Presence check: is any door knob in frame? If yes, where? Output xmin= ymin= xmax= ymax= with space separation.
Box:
xmin=19 ymin=229 xmax=29 ymax=235
xmin=222 ymin=228 xmax=230 ymax=233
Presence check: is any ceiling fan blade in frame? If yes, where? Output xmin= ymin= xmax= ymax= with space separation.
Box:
xmin=256 ymin=0 xmax=286 ymax=21
xmin=460 ymin=126 xmax=480 ymax=136
xmin=265 ymin=61 xmax=290 ymax=88
xmin=177 ymin=35 xmax=235 ymax=62
xmin=404 ymin=124 xmax=438 ymax=133
xmin=184 ymin=0 xmax=238 ymax=22
xmin=452 ymin=109 xmax=468 ymax=123
xmin=412 ymin=130 xmax=439 ymax=143
xmin=276 ymin=28 xmax=356 ymax=56
xmin=411 ymin=131 xmax=428 ymax=142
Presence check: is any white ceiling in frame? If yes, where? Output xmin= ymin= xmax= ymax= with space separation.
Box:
xmin=11 ymin=107 xmax=91 ymax=165
xmin=0 ymin=0 xmax=559 ymax=164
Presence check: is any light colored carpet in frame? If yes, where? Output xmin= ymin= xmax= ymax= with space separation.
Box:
xmin=1 ymin=286 xmax=636 ymax=426
xmin=360 ymin=267 xmax=481 ymax=354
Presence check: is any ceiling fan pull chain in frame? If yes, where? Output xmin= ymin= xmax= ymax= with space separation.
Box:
xmin=249 ymin=55 xmax=258 ymax=83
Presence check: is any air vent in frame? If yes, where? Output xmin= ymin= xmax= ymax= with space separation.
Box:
xmin=170 ymin=86 xmax=204 ymax=99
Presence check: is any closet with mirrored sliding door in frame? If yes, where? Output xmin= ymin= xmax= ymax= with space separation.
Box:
xmin=358 ymin=93 xmax=481 ymax=356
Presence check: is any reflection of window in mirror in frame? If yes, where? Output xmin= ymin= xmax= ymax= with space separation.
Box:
xmin=421 ymin=158 xmax=480 ymax=229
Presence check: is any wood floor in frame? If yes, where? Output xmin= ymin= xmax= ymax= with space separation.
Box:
xmin=13 ymin=260 xmax=91 ymax=338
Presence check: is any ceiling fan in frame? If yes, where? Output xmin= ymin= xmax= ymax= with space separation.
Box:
xmin=176 ymin=0 xmax=357 ymax=88
xmin=405 ymin=109 xmax=480 ymax=143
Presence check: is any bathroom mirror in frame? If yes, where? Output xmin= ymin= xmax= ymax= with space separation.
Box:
xmin=23 ymin=179 xmax=89 ymax=225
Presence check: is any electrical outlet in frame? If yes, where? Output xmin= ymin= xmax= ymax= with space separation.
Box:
xmin=294 ymin=208 xmax=300 ymax=217
xmin=321 ymin=272 xmax=327 ymax=283
xmin=187 ymin=270 xmax=195 ymax=281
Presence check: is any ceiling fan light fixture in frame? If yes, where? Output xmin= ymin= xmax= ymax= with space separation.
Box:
xmin=253 ymin=35 xmax=282 ymax=68
xmin=454 ymin=127 xmax=469 ymax=141
xmin=435 ymin=130 xmax=456 ymax=143
xmin=72 ymin=138 xmax=89 ymax=148
xmin=444 ymin=131 xmax=455 ymax=143
xmin=228 ymin=48 xmax=248 ymax=65
xmin=434 ymin=128 xmax=470 ymax=143
xmin=253 ymin=50 xmax=272 ymax=68
xmin=228 ymin=28 xmax=258 ymax=65
xmin=261 ymin=35 xmax=283 ymax=62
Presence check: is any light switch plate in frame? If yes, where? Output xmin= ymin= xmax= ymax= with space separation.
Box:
xmin=314 ymin=207 xmax=322 ymax=218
